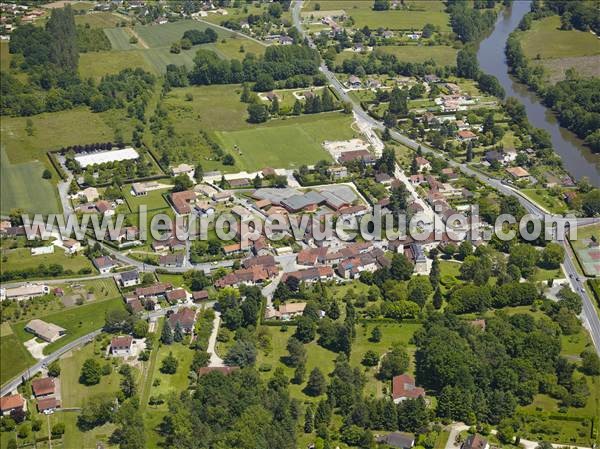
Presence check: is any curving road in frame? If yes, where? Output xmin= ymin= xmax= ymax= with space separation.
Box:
xmin=291 ymin=1 xmax=600 ymax=354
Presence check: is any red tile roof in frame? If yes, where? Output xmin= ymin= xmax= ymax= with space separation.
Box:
xmin=192 ymin=290 xmax=209 ymax=301
xmin=111 ymin=335 xmax=133 ymax=350
xmin=166 ymin=289 xmax=187 ymax=302
xmin=32 ymin=377 xmax=55 ymax=397
xmin=392 ymin=374 xmax=425 ymax=400
xmin=0 ymin=394 xmax=24 ymax=412
xmin=171 ymin=190 xmax=196 ymax=214
xmin=37 ymin=397 xmax=59 ymax=412
xmin=168 ymin=307 xmax=196 ymax=331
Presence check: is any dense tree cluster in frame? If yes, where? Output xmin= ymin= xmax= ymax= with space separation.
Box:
xmin=546 ymin=0 xmax=600 ymax=34
xmin=182 ymin=28 xmax=218 ymax=45
xmin=447 ymin=0 xmax=499 ymax=43
xmin=188 ymin=45 xmax=320 ymax=86
xmin=160 ymin=369 xmax=298 ymax=449
xmin=415 ymin=310 xmax=587 ymax=425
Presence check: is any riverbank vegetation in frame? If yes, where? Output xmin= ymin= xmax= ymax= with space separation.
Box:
xmin=505 ymin=4 xmax=600 ymax=153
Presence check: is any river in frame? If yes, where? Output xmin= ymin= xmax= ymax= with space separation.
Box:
xmin=476 ymin=0 xmax=600 ymax=186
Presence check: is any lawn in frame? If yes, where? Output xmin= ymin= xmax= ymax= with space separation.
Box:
xmin=350 ymin=322 xmax=421 ymax=398
xmin=0 ymin=107 xmax=121 ymax=163
xmin=256 ymin=325 xmax=338 ymax=402
xmin=0 ymin=333 xmax=36 ymax=386
xmin=337 ymin=45 xmax=458 ymax=67
xmin=75 ymin=11 xmax=125 ymax=27
xmin=0 ymin=248 xmax=94 ymax=277
xmin=521 ymin=188 xmax=569 ymax=214
xmin=59 ymin=341 xmax=122 ymax=408
xmin=122 ymin=183 xmax=171 ymax=212
xmin=216 ymin=112 xmax=356 ymax=171
xmin=103 ymin=27 xmax=141 ymax=51
xmin=0 ymin=146 xmax=62 ymax=216
xmin=11 ymin=297 xmax=126 ymax=355
xmin=306 ymin=0 xmax=451 ymax=31
xmin=520 ymin=15 xmax=600 ymax=60
xmin=146 ymin=341 xmax=195 ymax=408
xmin=54 ymin=411 xmax=118 ymax=449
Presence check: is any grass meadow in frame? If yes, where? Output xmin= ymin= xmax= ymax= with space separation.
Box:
xmin=337 ymin=45 xmax=458 ymax=67
xmin=305 ymin=0 xmax=451 ymax=30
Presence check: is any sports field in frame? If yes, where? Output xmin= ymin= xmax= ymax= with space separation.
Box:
xmin=305 ymin=0 xmax=450 ymax=30
xmin=571 ymin=224 xmax=600 ymax=277
xmin=0 ymin=146 xmax=61 ymax=215
xmin=216 ymin=113 xmax=356 ymax=171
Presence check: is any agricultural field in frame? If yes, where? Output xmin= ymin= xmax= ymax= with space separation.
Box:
xmin=519 ymin=15 xmax=600 ymax=83
xmin=101 ymin=20 xmax=267 ymax=75
xmin=75 ymin=11 xmax=126 ymax=28
xmin=79 ymin=49 xmax=154 ymax=79
xmin=0 ymin=146 xmax=62 ymax=215
xmin=305 ymin=0 xmax=451 ymax=31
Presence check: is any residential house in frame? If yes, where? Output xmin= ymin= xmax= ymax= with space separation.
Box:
xmin=440 ymin=168 xmax=458 ymax=180
xmin=93 ymin=256 xmax=117 ymax=274
xmin=506 ymin=166 xmax=531 ymax=180
xmin=62 ymin=238 xmax=81 ymax=254
xmin=462 ymin=435 xmax=489 ymax=449
xmin=563 ymin=190 xmax=578 ymax=205
xmin=415 ymin=156 xmax=431 ymax=172
xmin=338 ymin=150 xmax=376 ymax=165
xmin=78 ymin=187 xmax=99 ymax=202
xmin=215 ymin=265 xmax=279 ymax=288
xmin=0 ymin=394 xmax=25 ymax=416
xmin=95 ymin=200 xmax=115 ymax=216
xmin=347 ymin=75 xmax=362 ymax=88
xmin=192 ymin=290 xmax=209 ymax=302
xmin=25 ymin=320 xmax=66 ymax=342
xmin=37 ymin=397 xmax=59 ymax=414
xmin=409 ymin=174 xmax=425 ymax=186
xmin=166 ymin=288 xmax=187 ymax=304
xmin=1 ymin=283 xmax=49 ymax=301
xmin=110 ymin=335 xmax=133 ymax=356
xmin=31 ymin=377 xmax=55 ymax=398
xmin=171 ymin=163 xmax=194 ymax=177
xmin=376 ymin=432 xmax=416 ymax=449
xmin=213 ymin=191 xmax=232 ymax=203
xmin=229 ymin=178 xmax=251 ymax=188
xmin=423 ymin=74 xmax=440 ymax=84
xmin=242 ymin=254 xmax=276 ymax=269
xmin=457 ymin=130 xmax=477 ymax=142
xmin=159 ymin=254 xmax=185 ymax=268
xmin=392 ymin=374 xmax=425 ymax=403
xmin=282 ymin=266 xmax=335 ymax=284
xmin=232 ymin=205 xmax=253 ymax=222
xmin=171 ymin=190 xmax=197 ymax=215
xmin=405 ymin=243 xmax=427 ymax=274
xmin=375 ymin=172 xmax=392 ymax=185
xmin=265 ymin=302 xmax=307 ymax=320
xmin=168 ymin=307 xmax=196 ymax=333
xmin=119 ymin=270 xmax=140 ymax=288
xmin=134 ymin=283 xmax=173 ymax=299
xmin=330 ymin=166 xmax=348 ymax=180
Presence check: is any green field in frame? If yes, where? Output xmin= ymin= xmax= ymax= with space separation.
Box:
xmin=350 ymin=322 xmax=421 ymax=397
xmin=337 ymin=45 xmax=458 ymax=67
xmin=79 ymin=49 xmax=155 ymax=79
xmin=0 ymin=146 xmax=61 ymax=215
xmin=305 ymin=0 xmax=451 ymax=30
xmin=10 ymin=297 xmax=125 ymax=356
xmin=0 ymin=247 xmax=94 ymax=276
xmin=216 ymin=113 xmax=356 ymax=171
xmin=75 ymin=11 xmax=125 ymax=28
xmin=146 ymin=341 xmax=194 ymax=406
xmin=0 ymin=333 xmax=36 ymax=387
xmin=100 ymin=20 xmax=267 ymax=75
xmin=520 ymin=15 xmax=600 ymax=60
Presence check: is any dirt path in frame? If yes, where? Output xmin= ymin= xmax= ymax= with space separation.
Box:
xmin=128 ymin=27 xmax=149 ymax=49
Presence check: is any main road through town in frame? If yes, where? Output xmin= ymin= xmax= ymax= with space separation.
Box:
xmin=291 ymin=0 xmax=600 ymax=354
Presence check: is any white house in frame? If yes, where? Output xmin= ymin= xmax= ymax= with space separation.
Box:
xmin=110 ymin=335 xmax=133 ymax=356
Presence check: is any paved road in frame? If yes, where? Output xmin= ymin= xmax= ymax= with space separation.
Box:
xmin=291 ymin=0 xmax=600 ymax=354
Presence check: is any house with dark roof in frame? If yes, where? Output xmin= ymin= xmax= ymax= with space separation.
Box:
xmin=282 ymin=266 xmax=335 ymax=284
xmin=376 ymin=432 xmax=415 ymax=449
xmin=119 ymin=270 xmax=140 ymax=288
xmin=159 ymin=254 xmax=185 ymax=268
xmin=134 ymin=283 xmax=172 ymax=299
xmin=192 ymin=290 xmax=209 ymax=301
xmin=168 ymin=307 xmax=196 ymax=333
xmin=338 ymin=150 xmax=375 ymax=165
